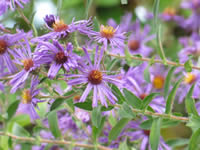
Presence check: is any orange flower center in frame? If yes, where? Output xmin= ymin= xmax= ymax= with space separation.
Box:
xmin=73 ymin=95 xmax=81 ymax=102
xmin=22 ymin=59 xmax=34 ymax=71
xmin=53 ymin=20 xmax=68 ymax=32
xmin=88 ymin=70 xmax=103 ymax=85
xmin=0 ymin=40 xmax=7 ymax=55
xmin=163 ymin=7 xmax=176 ymax=16
xmin=153 ymin=75 xmax=165 ymax=89
xmin=184 ymin=73 xmax=196 ymax=84
xmin=100 ymin=25 xmax=116 ymax=39
xmin=22 ymin=90 xmax=32 ymax=104
xmin=128 ymin=40 xmax=140 ymax=51
xmin=55 ymin=51 xmax=68 ymax=64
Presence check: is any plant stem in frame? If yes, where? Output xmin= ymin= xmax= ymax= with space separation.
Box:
xmin=0 ymin=132 xmax=112 ymax=150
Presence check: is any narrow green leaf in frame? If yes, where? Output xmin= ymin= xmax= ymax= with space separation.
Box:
xmin=50 ymin=98 xmax=65 ymax=111
xmin=123 ymin=88 xmax=142 ymax=109
xmin=7 ymin=100 xmax=20 ymax=121
xmin=187 ymin=115 xmax=200 ymax=131
xmin=92 ymin=116 xmax=106 ymax=141
xmin=12 ymin=123 xmax=30 ymax=137
xmin=142 ymin=93 xmax=158 ymax=110
xmin=166 ymin=138 xmax=189 ymax=148
xmin=153 ymin=0 xmax=160 ymax=29
xmin=48 ymin=111 xmax=61 ymax=138
xmin=150 ymin=118 xmax=161 ymax=150
xmin=93 ymin=16 xmax=100 ymax=32
xmin=75 ymin=101 xmax=92 ymax=111
xmin=144 ymin=66 xmax=151 ymax=83
xmin=125 ymin=49 xmax=143 ymax=67
xmin=112 ymin=84 xmax=125 ymax=104
xmin=185 ymin=97 xmax=198 ymax=116
xmin=165 ymin=78 xmax=182 ymax=114
xmin=189 ymin=128 xmax=200 ymax=150
xmin=164 ymin=67 xmax=176 ymax=98
xmin=92 ymin=106 xmax=102 ymax=128
xmin=108 ymin=118 xmax=130 ymax=142
xmin=184 ymin=59 xmax=192 ymax=72
xmin=119 ymin=103 xmax=136 ymax=118
xmin=140 ymin=119 xmax=153 ymax=130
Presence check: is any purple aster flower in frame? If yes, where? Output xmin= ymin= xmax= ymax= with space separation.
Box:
xmin=75 ymin=108 xmax=90 ymax=123
xmin=126 ymin=121 xmax=171 ymax=150
xmin=176 ymin=69 xmax=200 ymax=103
xmin=90 ymin=24 xmax=126 ymax=50
xmin=159 ymin=7 xmax=184 ymax=24
xmin=0 ymin=82 xmax=4 ymax=92
xmin=181 ymin=0 xmax=200 ymax=31
xmin=127 ymin=20 xmax=155 ymax=57
xmin=67 ymin=46 xmax=122 ymax=107
xmin=16 ymin=77 xmax=43 ymax=120
xmin=124 ymin=65 xmax=166 ymax=113
xmin=35 ymin=15 xmax=93 ymax=41
xmin=9 ymin=38 xmax=40 ymax=93
xmin=0 ymin=0 xmax=30 ymax=15
xmin=178 ymin=33 xmax=200 ymax=63
xmin=35 ymin=41 xmax=79 ymax=79
xmin=0 ymin=32 xmax=27 ymax=73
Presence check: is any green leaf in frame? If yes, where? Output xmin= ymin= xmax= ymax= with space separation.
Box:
xmin=111 ymin=84 xmax=125 ymax=104
xmin=144 ymin=66 xmax=151 ymax=83
xmin=142 ymin=93 xmax=158 ymax=110
xmin=108 ymin=118 xmax=130 ymax=142
xmin=48 ymin=111 xmax=61 ymax=139
xmin=50 ymin=98 xmax=65 ymax=111
xmin=187 ymin=115 xmax=200 ymax=131
xmin=92 ymin=116 xmax=106 ymax=141
xmin=165 ymin=78 xmax=182 ymax=114
xmin=153 ymin=0 xmax=160 ymax=29
xmin=164 ymin=66 xmax=176 ymax=98
xmin=92 ymin=106 xmax=102 ymax=128
xmin=125 ymin=49 xmax=143 ymax=67
xmin=150 ymin=118 xmax=161 ymax=150
xmin=107 ymin=58 xmax=119 ymax=71
xmin=123 ymin=88 xmax=142 ymax=109
xmin=75 ymin=101 xmax=92 ymax=111
xmin=12 ymin=123 xmax=30 ymax=137
xmin=93 ymin=16 xmax=100 ymax=32
xmin=189 ymin=128 xmax=200 ymax=150
xmin=118 ymin=103 xmax=136 ymax=119
xmin=161 ymin=119 xmax=179 ymax=128
xmin=184 ymin=59 xmax=192 ymax=72
xmin=166 ymin=138 xmax=189 ymax=148
xmin=7 ymin=100 xmax=20 ymax=121
xmin=140 ymin=119 xmax=153 ymax=130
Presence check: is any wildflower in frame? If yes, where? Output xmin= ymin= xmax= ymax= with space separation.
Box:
xmin=35 ymin=41 xmax=79 ymax=79
xmin=0 ymin=0 xmax=30 ymax=15
xmin=17 ymin=77 xmax=43 ymax=120
xmin=0 ymin=33 xmax=26 ymax=73
xmin=91 ymin=24 xmax=126 ymax=50
xmin=67 ymin=46 xmax=122 ymax=107
xmin=9 ymin=38 xmax=40 ymax=93
xmin=127 ymin=20 xmax=155 ymax=57
xmin=181 ymin=0 xmax=200 ymax=31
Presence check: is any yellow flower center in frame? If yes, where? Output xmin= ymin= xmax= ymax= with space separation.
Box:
xmin=88 ymin=70 xmax=103 ymax=85
xmin=53 ymin=20 xmax=68 ymax=32
xmin=100 ymin=25 xmax=116 ymax=39
xmin=152 ymin=75 xmax=165 ymax=89
xmin=0 ymin=40 xmax=7 ymax=55
xmin=163 ymin=7 xmax=176 ymax=16
xmin=22 ymin=90 xmax=32 ymax=104
xmin=22 ymin=59 xmax=34 ymax=71
xmin=184 ymin=73 xmax=196 ymax=84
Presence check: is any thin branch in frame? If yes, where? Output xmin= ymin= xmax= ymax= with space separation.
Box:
xmin=0 ymin=132 xmax=112 ymax=150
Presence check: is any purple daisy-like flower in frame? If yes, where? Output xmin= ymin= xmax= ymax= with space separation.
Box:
xmin=159 ymin=7 xmax=184 ymax=24
xmin=0 ymin=32 xmax=27 ymax=73
xmin=181 ymin=0 xmax=200 ymax=31
xmin=9 ymin=38 xmax=40 ymax=93
xmin=176 ymin=69 xmax=200 ymax=103
xmin=126 ymin=121 xmax=171 ymax=150
xmin=75 ymin=108 xmax=90 ymax=123
xmin=178 ymin=33 xmax=200 ymax=63
xmin=35 ymin=15 xmax=93 ymax=41
xmin=17 ymin=77 xmax=43 ymax=120
xmin=0 ymin=0 xmax=30 ymax=15
xmin=67 ymin=46 xmax=122 ymax=107
xmin=35 ymin=41 xmax=79 ymax=79
xmin=90 ymin=24 xmax=126 ymax=50
xmin=127 ymin=20 xmax=155 ymax=57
